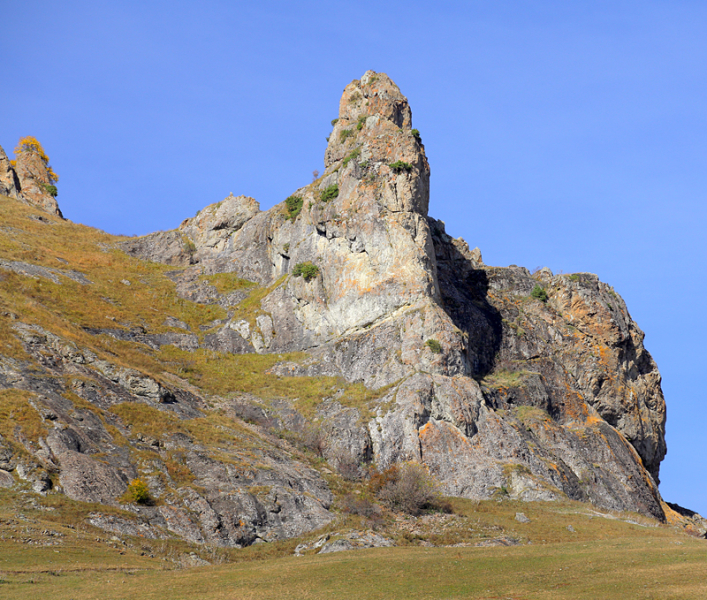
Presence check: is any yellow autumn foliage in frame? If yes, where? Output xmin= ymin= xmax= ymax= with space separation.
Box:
xmin=13 ymin=135 xmax=59 ymax=184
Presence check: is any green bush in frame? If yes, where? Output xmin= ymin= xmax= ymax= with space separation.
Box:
xmin=410 ymin=129 xmax=421 ymax=143
xmin=389 ymin=160 xmax=413 ymax=173
xmin=357 ymin=115 xmax=367 ymax=131
xmin=331 ymin=118 xmax=339 ymax=126
xmin=285 ymin=195 xmax=303 ymax=221
xmin=425 ymin=339 xmax=442 ymax=354
xmin=342 ymin=148 xmax=361 ymax=167
xmin=531 ymin=285 xmax=548 ymax=303
xmin=43 ymin=184 xmax=58 ymax=197
xmin=292 ymin=262 xmax=320 ymax=281
xmin=339 ymin=129 xmax=353 ymax=143
xmin=125 ymin=478 xmax=153 ymax=505
xmin=320 ymin=184 xmax=339 ymax=202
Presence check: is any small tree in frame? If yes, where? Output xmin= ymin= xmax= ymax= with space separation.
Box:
xmin=125 ymin=478 xmax=153 ymax=505
xmin=13 ymin=136 xmax=60 ymax=184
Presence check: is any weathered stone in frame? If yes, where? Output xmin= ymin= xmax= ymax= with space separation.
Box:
xmin=0 ymin=469 xmax=14 ymax=488
xmin=13 ymin=148 xmax=62 ymax=217
xmin=0 ymin=145 xmax=21 ymax=199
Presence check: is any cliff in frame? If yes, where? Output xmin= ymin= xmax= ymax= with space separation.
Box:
xmin=0 ymin=71 xmax=670 ymax=548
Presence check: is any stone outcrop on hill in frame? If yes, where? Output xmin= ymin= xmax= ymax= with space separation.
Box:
xmin=0 ymin=71 xmax=670 ymax=548
xmin=0 ymin=143 xmax=63 ymax=217
xmin=121 ymin=71 xmax=667 ymax=520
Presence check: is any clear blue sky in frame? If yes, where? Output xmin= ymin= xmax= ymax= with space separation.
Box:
xmin=4 ymin=1 xmax=707 ymax=515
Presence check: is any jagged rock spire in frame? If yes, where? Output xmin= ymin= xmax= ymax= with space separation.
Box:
xmin=323 ymin=70 xmax=430 ymax=216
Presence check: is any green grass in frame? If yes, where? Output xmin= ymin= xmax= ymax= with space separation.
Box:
xmin=201 ymin=272 xmax=257 ymax=295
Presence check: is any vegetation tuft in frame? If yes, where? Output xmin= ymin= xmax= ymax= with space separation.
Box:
xmin=342 ymin=148 xmax=361 ymax=168
xmin=292 ymin=262 xmax=319 ymax=281
xmin=389 ymin=160 xmax=413 ymax=173
xmin=530 ymin=285 xmax=548 ymax=303
xmin=320 ymin=184 xmax=339 ymax=202
xmin=425 ymin=339 xmax=442 ymax=354
xmin=43 ymin=184 xmax=58 ymax=197
xmin=285 ymin=195 xmax=303 ymax=221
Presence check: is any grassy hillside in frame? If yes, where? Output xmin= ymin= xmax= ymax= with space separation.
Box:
xmin=0 ymin=492 xmax=704 ymax=599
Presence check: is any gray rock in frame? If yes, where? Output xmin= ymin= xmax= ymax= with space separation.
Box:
xmin=515 ymin=512 xmax=530 ymax=523
xmin=0 ymin=145 xmax=21 ymax=199
xmin=0 ymin=470 xmax=14 ymax=488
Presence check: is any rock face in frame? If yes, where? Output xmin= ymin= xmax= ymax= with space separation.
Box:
xmin=0 ymin=71 xmax=670 ymax=546
xmin=0 ymin=144 xmax=63 ymax=217
xmin=0 ymin=146 xmax=21 ymax=199
xmin=122 ymin=71 xmax=667 ymax=521
xmin=0 ymin=322 xmax=333 ymax=546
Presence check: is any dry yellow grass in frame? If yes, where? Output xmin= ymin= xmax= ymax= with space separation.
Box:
xmin=0 ymin=494 xmax=704 ymax=599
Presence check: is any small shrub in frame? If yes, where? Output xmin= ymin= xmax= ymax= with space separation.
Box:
xmin=282 ymin=243 xmax=290 ymax=254
xmin=425 ymin=339 xmax=442 ymax=354
xmin=340 ymin=494 xmax=380 ymax=518
xmin=373 ymin=462 xmax=442 ymax=516
xmin=568 ymin=274 xmax=580 ymax=282
xmin=331 ymin=118 xmax=339 ymax=126
xmin=339 ymin=129 xmax=353 ymax=143
xmin=285 ymin=195 xmax=303 ymax=221
xmin=357 ymin=115 xmax=367 ymax=131
xmin=125 ymin=478 xmax=153 ymax=505
xmin=342 ymin=148 xmax=361 ymax=167
xmin=410 ymin=129 xmax=421 ymax=143
xmin=530 ymin=285 xmax=548 ymax=303
xmin=389 ymin=160 xmax=413 ymax=173
xmin=292 ymin=261 xmax=320 ymax=281
xmin=320 ymin=184 xmax=339 ymax=202
xmin=43 ymin=184 xmax=58 ymax=197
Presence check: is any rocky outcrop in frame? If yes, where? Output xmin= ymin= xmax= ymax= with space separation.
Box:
xmin=13 ymin=148 xmax=62 ymax=217
xmin=0 ymin=323 xmax=333 ymax=545
xmin=0 ymin=70 xmax=671 ymax=545
xmin=0 ymin=146 xmax=21 ymax=199
xmin=119 ymin=70 xmax=667 ymax=519
xmin=0 ymin=143 xmax=62 ymax=217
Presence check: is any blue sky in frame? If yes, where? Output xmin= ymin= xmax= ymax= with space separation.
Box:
xmin=4 ymin=1 xmax=707 ymax=514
